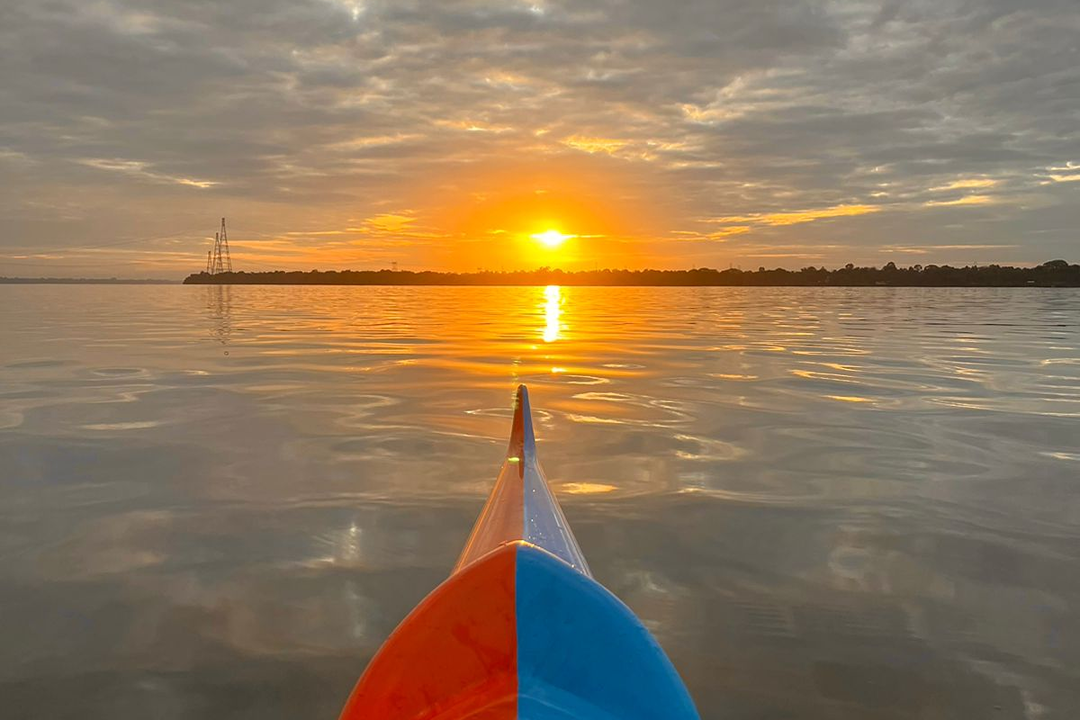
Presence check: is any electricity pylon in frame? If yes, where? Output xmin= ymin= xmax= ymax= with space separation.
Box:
xmin=208 ymin=217 xmax=232 ymax=274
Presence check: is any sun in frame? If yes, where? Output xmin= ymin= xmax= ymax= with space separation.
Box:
xmin=531 ymin=229 xmax=575 ymax=248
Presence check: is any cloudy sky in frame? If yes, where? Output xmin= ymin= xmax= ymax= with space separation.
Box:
xmin=1 ymin=0 xmax=1077 ymax=277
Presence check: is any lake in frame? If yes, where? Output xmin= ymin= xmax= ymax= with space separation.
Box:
xmin=1 ymin=285 xmax=1078 ymax=719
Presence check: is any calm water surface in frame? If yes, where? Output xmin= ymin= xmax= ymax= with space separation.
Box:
xmin=1 ymin=285 xmax=1079 ymax=719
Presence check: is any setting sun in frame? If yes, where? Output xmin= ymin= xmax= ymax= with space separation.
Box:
xmin=532 ymin=229 xmax=575 ymax=248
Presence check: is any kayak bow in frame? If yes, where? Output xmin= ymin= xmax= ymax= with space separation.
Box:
xmin=339 ymin=385 xmax=700 ymax=720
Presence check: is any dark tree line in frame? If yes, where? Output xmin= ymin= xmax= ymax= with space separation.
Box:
xmin=183 ymin=260 xmax=1080 ymax=287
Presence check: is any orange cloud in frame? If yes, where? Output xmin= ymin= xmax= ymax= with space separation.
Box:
xmin=436 ymin=119 xmax=514 ymax=133
xmin=701 ymin=204 xmax=881 ymax=227
xmin=924 ymin=195 xmax=995 ymax=207
xmin=363 ymin=213 xmax=417 ymax=233
xmin=930 ymin=178 xmax=999 ymax=191
xmin=561 ymin=136 xmax=630 ymax=154
xmin=709 ymin=226 xmax=751 ymax=239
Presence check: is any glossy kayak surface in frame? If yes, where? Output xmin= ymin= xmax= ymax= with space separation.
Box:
xmin=339 ymin=385 xmax=700 ymax=720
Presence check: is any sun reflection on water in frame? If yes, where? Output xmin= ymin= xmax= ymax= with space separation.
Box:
xmin=543 ymin=284 xmax=561 ymax=343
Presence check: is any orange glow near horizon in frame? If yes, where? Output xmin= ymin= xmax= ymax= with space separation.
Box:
xmin=418 ymin=161 xmax=659 ymax=271
xmin=130 ymin=161 xmax=665 ymax=274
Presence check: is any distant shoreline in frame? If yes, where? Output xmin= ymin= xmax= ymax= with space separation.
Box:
xmin=1 ymin=277 xmax=177 ymax=285
xmin=182 ymin=261 xmax=1079 ymax=287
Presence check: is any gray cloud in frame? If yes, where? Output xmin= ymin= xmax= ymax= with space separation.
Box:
xmin=0 ymin=0 xmax=1077 ymax=276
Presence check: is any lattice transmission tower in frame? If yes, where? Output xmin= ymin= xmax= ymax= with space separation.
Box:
xmin=207 ymin=217 xmax=232 ymax=274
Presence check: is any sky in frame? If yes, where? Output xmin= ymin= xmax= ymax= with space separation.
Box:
xmin=1 ymin=0 xmax=1078 ymax=277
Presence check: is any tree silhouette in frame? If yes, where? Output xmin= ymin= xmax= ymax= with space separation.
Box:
xmin=183 ymin=260 xmax=1080 ymax=287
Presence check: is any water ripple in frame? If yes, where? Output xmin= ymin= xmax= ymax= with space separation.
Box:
xmin=1 ymin=285 xmax=1078 ymax=719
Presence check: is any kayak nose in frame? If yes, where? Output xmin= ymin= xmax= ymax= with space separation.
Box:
xmin=508 ymin=384 xmax=536 ymax=473
xmin=338 ymin=385 xmax=701 ymax=720
xmin=455 ymin=384 xmax=590 ymax=575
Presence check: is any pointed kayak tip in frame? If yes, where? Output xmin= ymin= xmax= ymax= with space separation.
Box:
xmin=509 ymin=384 xmax=536 ymax=463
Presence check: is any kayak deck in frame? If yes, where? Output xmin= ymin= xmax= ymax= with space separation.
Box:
xmin=339 ymin=385 xmax=699 ymax=720
xmin=455 ymin=385 xmax=589 ymax=575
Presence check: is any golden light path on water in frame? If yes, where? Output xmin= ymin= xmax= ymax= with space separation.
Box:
xmin=543 ymin=284 xmax=561 ymax=343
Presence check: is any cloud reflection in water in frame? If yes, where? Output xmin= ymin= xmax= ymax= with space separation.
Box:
xmin=1 ymin=285 xmax=1078 ymax=719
